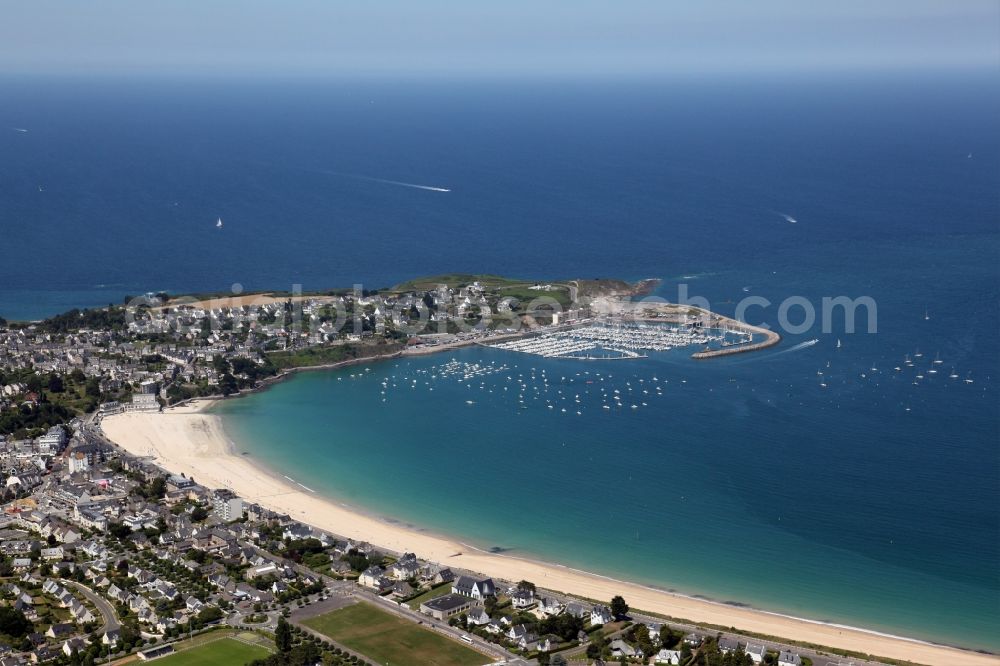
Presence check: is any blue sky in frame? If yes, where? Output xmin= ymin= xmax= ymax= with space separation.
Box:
xmin=1 ymin=1 xmax=997 ymax=77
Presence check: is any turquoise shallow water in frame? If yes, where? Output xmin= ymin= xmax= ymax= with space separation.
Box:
xmin=214 ymin=236 xmax=1000 ymax=653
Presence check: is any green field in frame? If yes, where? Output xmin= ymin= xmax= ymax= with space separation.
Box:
xmin=392 ymin=274 xmax=526 ymax=292
xmin=406 ymin=582 xmax=454 ymax=610
xmin=303 ymin=602 xmax=487 ymax=666
xmin=266 ymin=341 xmax=402 ymax=369
xmin=154 ymin=636 xmax=272 ymax=666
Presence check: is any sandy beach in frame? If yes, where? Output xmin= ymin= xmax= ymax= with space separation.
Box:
xmin=101 ymin=405 xmax=998 ymax=666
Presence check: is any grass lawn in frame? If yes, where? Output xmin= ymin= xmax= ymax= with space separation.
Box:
xmin=496 ymin=284 xmax=573 ymax=308
xmin=392 ymin=274 xmax=525 ymax=292
xmin=154 ymin=636 xmax=272 ymax=666
xmin=406 ymin=582 xmax=454 ymax=610
xmin=303 ymin=602 xmax=488 ymax=666
xmin=267 ymin=342 xmax=402 ymax=369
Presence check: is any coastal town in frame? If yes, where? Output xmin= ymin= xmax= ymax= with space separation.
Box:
xmin=0 ymin=275 xmax=774 ymax=439
xmin=0 ymin=276 xmax=942 ymax=666
xmin=1 ymin=405 xmax=885 ymax=666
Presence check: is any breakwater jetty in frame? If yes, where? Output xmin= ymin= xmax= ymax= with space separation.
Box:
xmin=688 ymin=312 xmax=781 ymax=359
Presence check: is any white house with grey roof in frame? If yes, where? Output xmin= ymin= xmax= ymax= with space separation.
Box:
xmin=452 ymin=575 xmax=495 ymax=600
xmin=590 ymin=604 xmax=613 ymax=625
xmin=778 ymin=651 xmax=803 ymax=666
xmin=745 ymin=641 xmax=767 ymax=663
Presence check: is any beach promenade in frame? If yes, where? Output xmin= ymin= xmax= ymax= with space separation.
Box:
xmin=101 ymin=405 xmax=999 ymax=666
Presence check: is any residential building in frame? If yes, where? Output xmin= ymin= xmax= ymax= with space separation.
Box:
xmin=590 ymin=605 xmax=613 ymax=626
xmin=778 ymin=651 xmax=803 ymax=666
xmin=452 ymin=575 xmax=495 ymax=600
xmin=420 ymin=593 xmax=473 ymax=621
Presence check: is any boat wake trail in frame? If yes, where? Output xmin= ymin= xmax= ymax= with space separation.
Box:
xmin=250 ymin=161 xmax=451 ymax=193
xmin=322 ymin=170 xmax=451 ymax=192
xmin=732 ymin=338 xmax=818 ymax=364
xmin=779 ymin=338 xmax=819 ymax=354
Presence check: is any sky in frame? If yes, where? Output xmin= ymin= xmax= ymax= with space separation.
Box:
xmin=1 ymin=0 xmax=998 ymax=78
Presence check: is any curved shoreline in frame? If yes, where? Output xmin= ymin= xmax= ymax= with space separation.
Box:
xmin=100 ymin=406 xmax=999 ymax=666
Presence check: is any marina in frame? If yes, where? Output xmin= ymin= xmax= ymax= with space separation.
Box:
xmin=485 ymin=322 xmax=736 ymax=360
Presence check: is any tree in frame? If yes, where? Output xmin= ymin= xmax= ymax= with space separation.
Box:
xmin=213 ymin=356 xmax=230 ymax=374
xmin=26 ymin=375 xmax=43 ymax=393
xmin=484 ymin=595 xmax=498 ymax=616
xmin=186 ymin=548 xmax=207 ymax=564
xmin=108 ymin=523 xmax=132 ymax=541
xmin=275 ymin=616 xmax=292 ymax=652
xmin=120 ymin=621 xmax=140 ymax=649
xmin=629 ymin=622 xmax=655 ymax=656
xmin=0 ymin=606 xmax=33 ymax=638
xmin=196 ymin=606 xmax=223 ymax=624
xmin=342 ymin=550 xmax=369 ymax=572
xmin=143 ymin=476 xmax=167 ymax=500
xmin=610 ymin=595 xmax=629 ymax=620
xmin=586 ymin=632 xmax=608 ymax=659
xmin=539 ymin=613 xmax=584 ymax=642
xmin=517 ymin=580 xmax=536 ymax=593
xmin=219 ymin=373 xmax=238 ymax=396
xmin=47 ymin=374 xmax=65 ymax=393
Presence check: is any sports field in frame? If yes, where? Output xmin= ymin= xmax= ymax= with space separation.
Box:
xmin=153 ymin=635 xmax=272 ymax=666
xmin=303 ymin=602 xmax=487 ymax=666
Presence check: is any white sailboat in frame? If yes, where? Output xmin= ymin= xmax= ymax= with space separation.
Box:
xmin=216 ymin=217 xmax=223 ymax=228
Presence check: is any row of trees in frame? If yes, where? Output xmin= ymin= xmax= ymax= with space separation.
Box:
xmin=262 ymin=618 xmax=372 ymax=666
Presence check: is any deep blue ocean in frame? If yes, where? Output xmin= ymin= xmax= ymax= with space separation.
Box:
xmin=2 ymin=72 xmax=998 ymax=650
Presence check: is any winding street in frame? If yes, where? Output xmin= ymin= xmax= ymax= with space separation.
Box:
xmin=61 ymin=579 xmax=121 ymax=635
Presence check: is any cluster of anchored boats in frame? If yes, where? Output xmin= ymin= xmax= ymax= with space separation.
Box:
xmin=488 ymin=323 xmax=729 ymax=359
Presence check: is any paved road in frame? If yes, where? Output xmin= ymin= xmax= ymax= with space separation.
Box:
xmin=234 ymin=535 xmax=884 ymax=666
xmin=62 ymin=579 xmax=121 ymax=634
xmin=258 ymin=543 xmax=513 ymax=663
xmin=226 ymin=609 xmax=281 ymax=632
xmin=518 ymin=586 xmax=890 ymax=666
xmin=359 ymin=589 xmax=511 ymax=663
